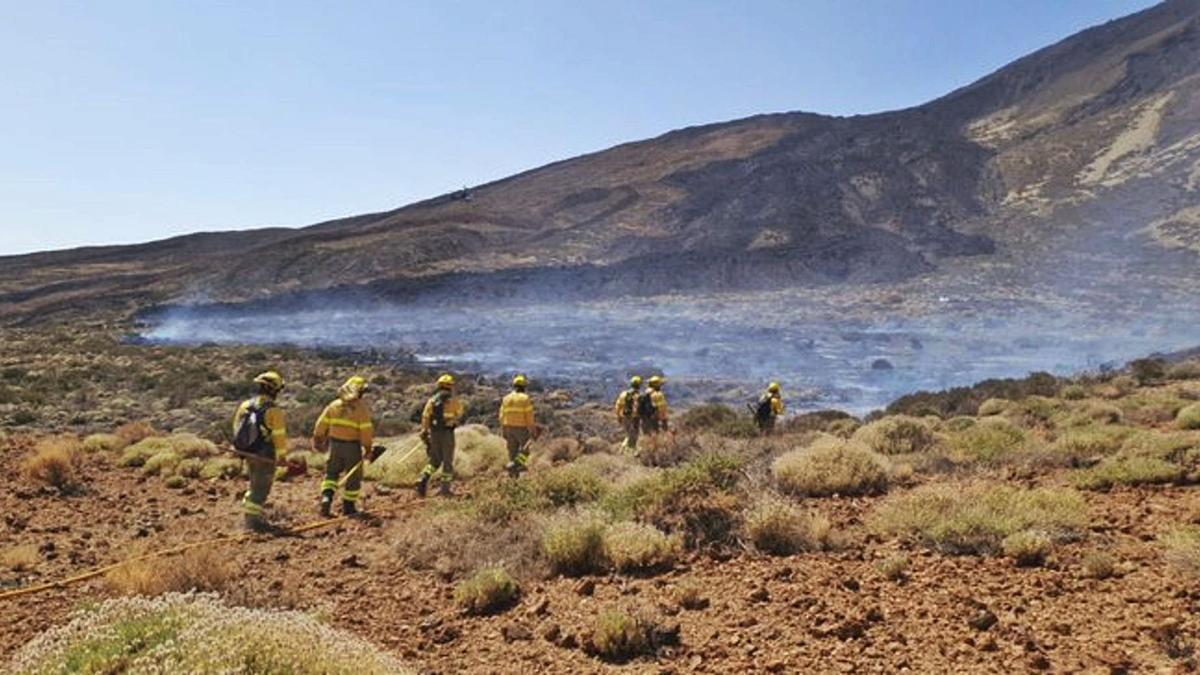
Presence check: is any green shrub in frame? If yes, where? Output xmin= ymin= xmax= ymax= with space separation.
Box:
xmin=471 ymin=478 xmax=543 ymax=523
xmin=603 ymin=522 xmax=681 ymax=573
xmin=7 ymin=593 xmax=410 ymax=674
xmin=542 ymin=510 xmax=608 ymax=576
xmin=1059 ymin=384 xmax=1088 ymax=400
xmin=1077 ymin=402 xmax=1123 ymax=424
xmin=587 ymin=610 xmax=655 ymax=663
xmin=773 ymin=436 xmax=889 ymax=497
xmin=1177 ymin=404 xmax=1200 ymax=430
xmin=1072 ymin=456 xmax=1182 ymax=490
xmin=977 ymin=398 xmax=1010 ymax=416
xmin=1120 ymin=431 xmax=1200 ymax=464
xmin=199 ymin=458 xmax=243 ymax=480
xmin=535 ymin=464 xmax=608 ymax=507
xmin=121 ymin=434 xmax=217 ymax=468
xmin=82 ymin=433 xmax=127 ymax=453
xmin=852 ymin=416 xmax=937 ymax=455
xmin=1009 ymin=396 xmax=1062 ymax=428
xmin=164 ymin=475 xmax=188 ymax=489
xmin=1129 ymin=358 xmax=1167 ymax=385
xmin=454 ymin=567 xmax=520 ymax=615
xmin=945 ymin=416 xmax=976 ymax=432
xmin=950 ymin=417 xmax=1026 ymax=463
xmin=1161 ymin=527 xmax=1200 ymax=576
xmin=870 ymin=483 xmax=1087 ymax=555
xmin=743 ymin=496 xmax=832 ymax=555
xmin=142 ymin=451 xmax=182 ymax=477
xmin=1080 ymin=551 xmax=1117 ymax=579
xmin=1052 ymin=425 xmax=1130 ymax=460
xmin=1001 ymin=530 xmax=1052 ymax=567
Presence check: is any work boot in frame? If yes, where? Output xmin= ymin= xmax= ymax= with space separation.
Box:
xmin=319 ymin=490 xmax=334 ymax=517
xmin=438 ymin=481 xmax=453 ymax=497
xmin=416 ymin=473 xmax=430 ymax=498
xmin=342 ymin=500 xmax=359 ymax=517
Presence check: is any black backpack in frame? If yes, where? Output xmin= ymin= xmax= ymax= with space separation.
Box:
xmin=430 ymin=391 xmax=451 ymax=428
xmin=233 ymin=399 xmax=273 ymax=454
xmin=636 ymin=391 xmax=656 ymax=419
xmin=754 ymin=394 xmax=774 ymax=423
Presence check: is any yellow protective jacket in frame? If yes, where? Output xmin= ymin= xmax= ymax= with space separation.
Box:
xmin=233 ymin=395 xmax=288 ymax=458
xmin=422 ymin=392 xmax=465 ymax=431
xmin=500 ymin=391 xmax=535 ymax=428
xmin=767 ymin=393 xmax=784 ymax=416
xmin=650 ymin=390 xmax=669 ymax=421
xmin=614 ymin=389 xmax=638 ymax=420
xmin=314 ymin=397 xmax=374 ymax=450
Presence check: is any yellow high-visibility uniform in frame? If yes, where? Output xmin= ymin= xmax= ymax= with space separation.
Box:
xmin=314 ymin=398 xmax=375 ymax=451
xmin=500 ymin=392 xmax=536 ymax=428
xmin=650 ymin=390 xmax=669 ymax=421
xmin=232 ymin=394 xmax=287 ymax=522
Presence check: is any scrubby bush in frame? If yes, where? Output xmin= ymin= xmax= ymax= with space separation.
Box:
xmin=949 ymin=417 xmax=1026 ymax=463
xmin=1073 ymin=456 xmax=1182 ymax=490
xmin=945 ymin=416 xmax=976 ymax=432
xmin=1167 ymin=360 xmax=1200 ymax=381
xmin=672 ymin=580 xmax=709 ymax=610
xmin=121 ymin=434 xmax=218 ymax=469
xmin=977 ymin=398 xmax=1009 ymax=416
xmin=1 ymin=545 xmax=38 ymax=572
xmin=535 ymin=464 xmax=608 ymax=507
xmin=22 ymin=437 xmax=83 ymax=493
xmin=542 ymin=510 xmax=609 ymax=576
xmin=1052 ymin=425 xmax=1130 ymax=460
xmin=603 ymin=522 xmax=681 ymax=573
xmin=743 ymin=496 xmax=833 ymax=555
xmin=1001 ymin=530 xmax=1052 ymax=567
xmin=7 ymin=593 xmax=410 ymax=674
xmin=164 ymin=475 xmax=188 ymax=489
xmin=199 ymin=458 xmax=243 ymax=480
xmin=1060 ymin=384 xmax=1088 ymax=400
xmin=606 ymin=453 xmax=745 ymax=548
xmin=773 ymin=436 xmax=889 ymax=497
xmin=1080 ymin=551 xmax=1117 ymax=579
xmin=363 ymin=436 xmax=427 ymax=487
xmin=1077 ymin=402 xmax=1123 ymax=425
xmin=1161 ymin=527 xmax=1200 ymax=576
xmin=852 ymin=416 xmax=937 ymax=455
xmin=678 ymin=404 xmax=758 ymax=438
xmin=142 ymin=451 xmax=182 ymax=477
xmin=105 ymin=547 xmax=231 ymax=596
xmin=394 ymin=509 xmax=546 ymax=581
xmin=1177 ymin=404 xmax=1200 ymax=430
xmin=1120 ymin=431 xmax=1200 ymax=464
xmin=454 ymin=567 xmax=520 ymax=615
xmin=114 ymin=421 xmax=158 ymax=445
xmin=874 ymin=554 xmax=910 ymax=581
xmin=541 ymin=437 xmax=583 ymax=464
xmin=1129 ymin=358 xmax=1167 ymax=385
xmin=587 ymin=609 xmax=657 ymax=663
xmin=870 ymin=483 xmax=1087 ymax=555
xmin=81 ymin=433 xmax=126 ymax=453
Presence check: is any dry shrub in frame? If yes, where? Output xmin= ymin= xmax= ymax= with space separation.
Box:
xmin=1168 ymin=361 xmax=1200 ymax=381
xmin=1177 ymin=404 xmax=1200 ymax=431
xmin=540 ymin=437 xmax=582 ymax=464
xmin=454 ymin=567 xmax=520 ymax=615
xmin=121 ymin=434 xmax=217 ymax=469
xmin=977 ymin=398 xmax=1010 ymax=416
xmin=1001 ymin=530 xmax=1052 ymax=567
xmin=672 ymin=580 xmax=709 ymax=610
xmin=1073 ymin=456 xmax=1182 ymax=490
xmin=1076 ymin=402 xmax=1123 ymax=425
xmin=534 ymin=464 xmax=608 ymax=507
xmin=949 ymin=417 xmax=1026 ymax=463
xmin=870 ymin=483 xmax=1087 ymax=555
xmin=773 ymin=436 xmax=889 ymax=497
xmin=1120 ymin=431 xmax=1200 ymax=464
xmin=586 ymin=608 xmax=674 ymax=663
xmin=603 ymin=522 xmax=681 ymax=573
xmin=199 ymin=457 xmax=243 ymax=480
xmin=142 ymin=451 xmax=182 ymax=477
xmin=853 ymin=416 xmax=938 ymax=455
xmin=105 ymin=547 xmax=232 ymax=596
xmin=1052 ymin=425 xmax=1130 ymax=461
xmin=114 ymin=421 xmax=158 ymax=445
xmin=363 ymin=435 xmax=427 ymax=486
xmin=22 ymin=436 xmax=83 ymax=493
xmin=1059 ymin=384 xmax=1088 ymax=400
xmin=394 ymin=509 xmax=547 ymax=581
xmin=743 ymin=496 xmax=833 ymax=555
xmin=81 ymin=433 xmax=127 ymax=453
xmin=1161 ymin=527 xmax=1200 ymax=576
xmin=609 ymin=453 xmax=745 ymax=549
xmin=874 ymin=554 xmax=910 ymax=581
xmin=453 ymin=425 xmax=509 ymax=477
xmin=7 ymin=593 xmax=410 ymax=674
xmin=542 ymin=510 xmax=608 ymax=576
xmin=1080 ymin=551 xmax=1117 ymax=579
xmin=1 ymin=545 xmax=38 ymax=572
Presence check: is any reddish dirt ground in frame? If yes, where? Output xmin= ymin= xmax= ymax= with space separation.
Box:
xmin=1 ymin=437 xmax=1198 ymax=674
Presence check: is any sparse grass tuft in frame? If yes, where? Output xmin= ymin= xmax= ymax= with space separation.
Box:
xmin=1161 ymin=526 xmax=1200 ymax=576
xmin=454 ymin=567 xmax=520 ymax=615
xmin=141 ymin=451 xmax=182 ymax=477
xmin=874 ymin=554 xmax=910 ymax=581
xmin=673 ymin=580 xmax=709 ymax=610
xmin=949 ymin=417 xmax=1026 ymax=463
xmin=105 ymin=547 xmax=231 ymax=596
xmin=81 ymin=433 xmax=127 ymax=453
xmin=852 ymin=416 xmax=938 ymax=455
xmin=394 ymin=509 xmax=547 ymax=581
xmin=1080 ymin=551 xmax=1117 ymax=579
xmin=1 ymin=545 xmax=38 ymax=572
xmin=870 ymin=483 xmax=1087 ymax=555
xmin=541 ymin=510 xmax=609 ymax=576
xmin=7 ymin=593 xmax=410 ymax=674
xmin=534 ymin=464 xmax=608 ymax=507
xmin=773 ymin=436 xmax=889 ymax=497
xmin=1052 ymin=425 xmax=1130 ymax=461
xmin=587 ymin=609 xmax=658 ymax=663
xmin=22 ymin=436 xmax=83 ymax=493
xmin=1073 ymin=455 xmax=1182 ymax=490
xmin=743 ymin=496 xmax=833 ymax=555
xmin=1001 ymin=530 xmax=1052 ymax=567
xmin=603 ymin=522 xmax=681 ymax=573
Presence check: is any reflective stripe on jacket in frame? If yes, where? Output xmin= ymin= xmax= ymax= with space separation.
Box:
xmin=314 ymin=398 xmax=374 ymax=450
xmin=500 ymin=392 xmax=535 ymax=428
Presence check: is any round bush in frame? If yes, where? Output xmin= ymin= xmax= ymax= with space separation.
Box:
xmin=1177 ymin=403 xmax=1200 ymax=430
xmin=773 ymin=436 xmax=890 ymax=497
xmin=852 ymin=416 xmax=938 ymax=455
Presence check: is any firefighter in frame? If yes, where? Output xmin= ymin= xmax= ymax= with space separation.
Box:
xmin=313 ymin=375 xmax=374 ymax=517
xmin=754 ymin=381 xmax=785 ymax=435
xmin=639 ymin=375 xmax=669 ymax=436
xmin=232 ymin=371 xmax=288 ymax=531
xmin=417 ymin=374 xmax=465 ymax=496
xmin=614 ymin=375 xmax=643 ymax=452
xmin=500 ymin=374 xmax=538 ymax=477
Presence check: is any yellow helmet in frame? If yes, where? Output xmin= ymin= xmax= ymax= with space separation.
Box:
xmin=436 ymin=373 xmax=455 ymax=389
xmin=513 ymin=374 xmax=528 ymax=388
xmin=768 ymin=381 xmax=781 ymax=394
xmin=648 ymin=375 xmax=665 ymax=388
xmin=630 ymin=375 xmax=643 ymax=388
xmin=339 ymin=375 xmax=370 ymax=400
xmin=253 ymin=371 xmax=285 ymax=394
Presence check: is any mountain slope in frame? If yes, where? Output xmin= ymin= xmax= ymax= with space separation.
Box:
xmin=3 ymin=0 xmax=1199 ymax=320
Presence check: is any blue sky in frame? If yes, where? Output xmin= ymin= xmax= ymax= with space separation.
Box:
xmin=0 ymin=0 xmax=1158 ymax=255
